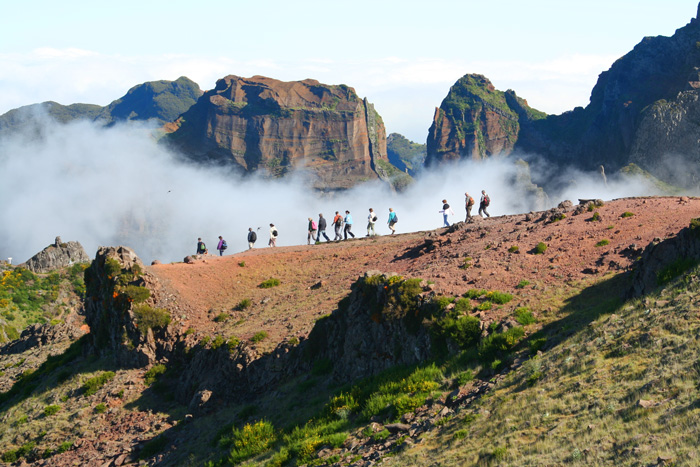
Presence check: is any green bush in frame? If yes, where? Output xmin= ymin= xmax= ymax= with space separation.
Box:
xmin=591 ymin=211 xmax=601 ymax=222
xmin=133 ymin=305 xmax=170 ymax=331
xmin=479 ymin=327 xmax=525 ymax=362
xmin=214 ymin=313 xmax=229 ymax=323
xmin=44 ymin=404 xmax=61 ymax=416
xmin=621 ymin=211 xmax=635 ymax=218
xmin=453 ymin=298 xmax=471 ymax=313
xmin=486 ymin=291 xmax=513 ymax=304
xmin=144 ymin=364 xmax=167 ymax=386
xmin=437 ymin=314 xmax=482 ymax=349
xmin=121 ymin=285 xmax=150 ymax=303
xmin=237 ymin=298 xmax=252 ymax=310
xmin=476 ymin=301 xmax=492 ymax=311
xmin=251 ymin=331 xmax=268 ymax=343
xmin=83 ymin=371 xmax=115 ymax=396
xmin=94 ymin=403 xmax=107 ymax=414
xmin=463 ymin=289 xmax=487 ymax=299
xmin=534 ymin=242 xmax=547 ymax=254
xmin=515 ymin=280 xmax=530 ymax=289
xmin=657 ymin=258 xmax=698 ymax=286
xmin=259 ymin=278 xmax=280 ymax=288
xmin=528 ymin=337 xmax=547 ymax=354
xmin=508 ymin=245 xmax=519 ymax=253
xmin=221 ymin=420 xmax=277 ymax=464
xmin=211 ymin=335 xmax=226 ymax=349
xmin=514 ymin=307 xmax=536 ymax=325
xmin=595 ymin=239 xmax=610 ymax=247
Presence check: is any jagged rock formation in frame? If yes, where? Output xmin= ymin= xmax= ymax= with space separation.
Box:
xmin=162 ymin=75 xmax=394 ymax=189
xmin=0 ymin=77 xmax=201 ymax=140
xmin=425 ymin=74 xmax=546 ymax=166
xmin=23 ymin=237 xmax=90 ymax=273
xmin=517 ymin=6 xmax=700 ymax=188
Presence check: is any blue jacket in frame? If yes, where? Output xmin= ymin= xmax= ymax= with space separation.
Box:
xmin=344 ymin=214 xmax=353 ymax=225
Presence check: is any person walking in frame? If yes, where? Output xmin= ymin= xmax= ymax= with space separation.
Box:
xmin=344 ymin=210 xmax=355 ymax=240
xmin=479 ymin=190 xmax=491 ymax=218
xmin=196 ymin=238 xmax=207 ymax=255
xmin=439 ymin=199 xmax=453 ymax=227
xmin=307 ymin=217 xmax=318 ymax=245
xmin=332 ymin=211 xmax=343 ymax=241
xmin=387 ymin=208 xmax=398 ymax=234
xmin=268 ymin=224 xmax=278 ymax=247
xmin=247 ymin=228 xmax=257 ymax=249
xmin=317 ymin=213 xmax=330 ymax=242
xmin=464 ymin=192 xmax=475 ymax=222
xmin=216 ymin=236 xmax=227 ymax=256
xmin=367 ymin=208 xmax=378 ymax=236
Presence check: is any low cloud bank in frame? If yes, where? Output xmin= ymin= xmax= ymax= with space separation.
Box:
xmin=0 ymin=117 xmax=675 ymax=265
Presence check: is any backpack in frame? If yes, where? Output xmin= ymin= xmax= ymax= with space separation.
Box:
xmin=198 ymin=243 xmax=206 ymax=253
xmin=467 ymin=196 xmax=474 ymax=206
xmin=393 ymin=213 xmax=398 ymax=223
xmin=250 ymin=231 xmax=257 ymax=242
xmin=272 ymin=229 xmax=278 ymax=237
xmin=311 ymin=221 xmax=317 ymax=230
xmin=221 ymin=240 xmax=227 ymax=250
xmin=484 ymin=195 xmax=490 ymax=207
xmin=371 ymin=214 xmax=378 ymax=222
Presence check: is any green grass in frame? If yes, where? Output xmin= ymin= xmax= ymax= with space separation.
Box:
xmin=595 ymin=239 xmax=610 ymax=247
xmin=515 ymin=280 xmax=530 ymax=289
xmin=82 ymin=371 xmax=115 ymax=396
xmin=144 ymin=364 xmax=166 ymax=386
xmin=251 ymin=331 xmax=268 ymax=343
xmin=259 ymin=278 xmax=280 ymax=288
xmin=621 ymin=211 xmax=635 ymax=218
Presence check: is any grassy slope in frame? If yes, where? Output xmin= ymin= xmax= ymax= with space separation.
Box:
xmin=385 ymin=267 xmax=700 ymax=466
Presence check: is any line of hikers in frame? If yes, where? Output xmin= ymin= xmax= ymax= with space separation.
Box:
xmin=196 ymin=190 xmax=491 ymax=255
xmin=440 ymin=190 xmax=491 ymax=227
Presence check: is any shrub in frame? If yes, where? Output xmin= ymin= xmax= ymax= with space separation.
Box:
xmin=691 ymin=218 xmax=700 ymax=238
xmin=453 ymin=298 xmax=471 ymax=313
xmin=591 ymin=211 xmax=601 ymax=222
xmin=133 ymin=305 xmax=170 ymax=330
xmin=56 ymin=441 xmax=72 ymax=454
xmin=534 ymin=242 xmax=547 ymax=254
xmin=94 ymin=403 xmax=107 ymax=413
xmin=528 ymin=337 xmax=547 ymax=354
xmin=227 ymin=337 xmax=240 ymax=352
xmin=486 ymin=291 xmax=513 ymax=305
xmin=211 ymin=335 xmax=226 ymax=349
xmin=121 ymin=285 xmax=150 ymax=303
xmin=259 ymin=278 xmax=280 ymax=288
xmin=222 ymin=420 xmax=277 ymax=464
xmin=238 ymin=261 xmax=246 ymax=267
xmin=83 ymin=371 xmax=115 ymax=396
xmin=214 ymin=313 xmax=229 ymax=323
xmin=104 ymin=258 xmax=122 ymax=277
xmin=144 ymin=364 xmax=166 ymax=386
xmin=437 ymin=314 xmax=482 ymax=349
xmin=237 ymin=298 xmax=252 ymax=310
xmin=595 ymin=239 xmax=610 ymax=247
xmin=251 ymin=331 xmax=268 ymax=343
xmin=621 ymin=211 xmax=635 ymax=218
xmin=514 ymin=307 xmax=536 ymax=326
xmin=44 ymin=404 xmax=61 ymax=416
xmin=288 ymin=336 xmax=300 ymax=346
xmin=459 ymin=258 xmax=472 ymax=269
xmin=476 ymin=301 xmax=492 ymax=311
xmin=508 ymin=245 xmax=519 ymax=253
xmin=479 ymin=327 xmax=525 ymax=362
xmin=463 ymin=289 xmax=487 ymax=299
xmin=454 ymin=429 xmax=468 ymax=439
xmin=515 ymin=280 xmax=530 ymax=289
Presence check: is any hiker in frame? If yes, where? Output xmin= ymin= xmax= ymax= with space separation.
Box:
xmin=332 ymin=211 xmax=344 ymax=241
xmin=216 ymin=236 xmax=227 ymax=256
xmin=464 ymin=192 xmax=475 ymax=222
xmin=269 ymin=224 xmax=278 ymax=247
xmin=387 ymin=208 xmax=398 ymax=234
xmin=247 ymin=228 xmax=257 ymax=249
xmin=479 ymin=190 xmax=491 ymax=218
xmin=317 ymin=213 xmax=330 ymax=242
xmin=307 ymin=217 xmax=318 ymax=245
xmin=439 ymin=199 xmax=454 ymax=227
xmin=196 ymin=238 xmax=207 ymax=255
xmin=344 ymin=210 xmax=355 ymax=240
xmin=367 ymin=208 xmax=378 ymax=236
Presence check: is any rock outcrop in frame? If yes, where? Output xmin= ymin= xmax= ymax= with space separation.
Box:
xmin=516 ymin=6 xmax=700 ymax=188
xmin=425 ymin=74 xmax=546 ymax=166
xmin=23 ymin=237 xmax=90 ymax=273
xmin=162 ymin=75 xmax=394 ymax=189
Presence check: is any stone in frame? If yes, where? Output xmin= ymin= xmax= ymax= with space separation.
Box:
xmin=23 ymin=239 xmax=90 ymax=273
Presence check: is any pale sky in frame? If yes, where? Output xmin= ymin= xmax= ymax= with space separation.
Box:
xmin=0 ymin=0 xmax=697 ymax=141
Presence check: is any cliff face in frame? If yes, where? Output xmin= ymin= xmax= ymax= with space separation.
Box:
xmin=163 ymin=75 xmax=392 ymax=189
xmin=517 ymin=6 xmax=700 ymax=187
xmin=425 ymin=74 xmax=546 ymax=166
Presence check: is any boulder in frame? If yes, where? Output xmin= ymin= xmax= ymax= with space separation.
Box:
xmin=23 ymin=238 xmax=90 ymax=273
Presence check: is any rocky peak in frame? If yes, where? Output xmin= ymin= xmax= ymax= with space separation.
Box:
xmin=162 ymin=75 xmax=393 ymax=189
xmin=23 ymin=237 xmax=90 ymax=273
xmin=425 ymin=74 xmax=546 ymax=166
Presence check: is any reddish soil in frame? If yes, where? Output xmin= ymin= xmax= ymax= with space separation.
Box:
xmin=149 ymin=197 xmax=700 ymax=349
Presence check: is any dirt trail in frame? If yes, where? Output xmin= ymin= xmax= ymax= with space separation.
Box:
xmin=149 ymin=197 xmax=700 ymax=349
